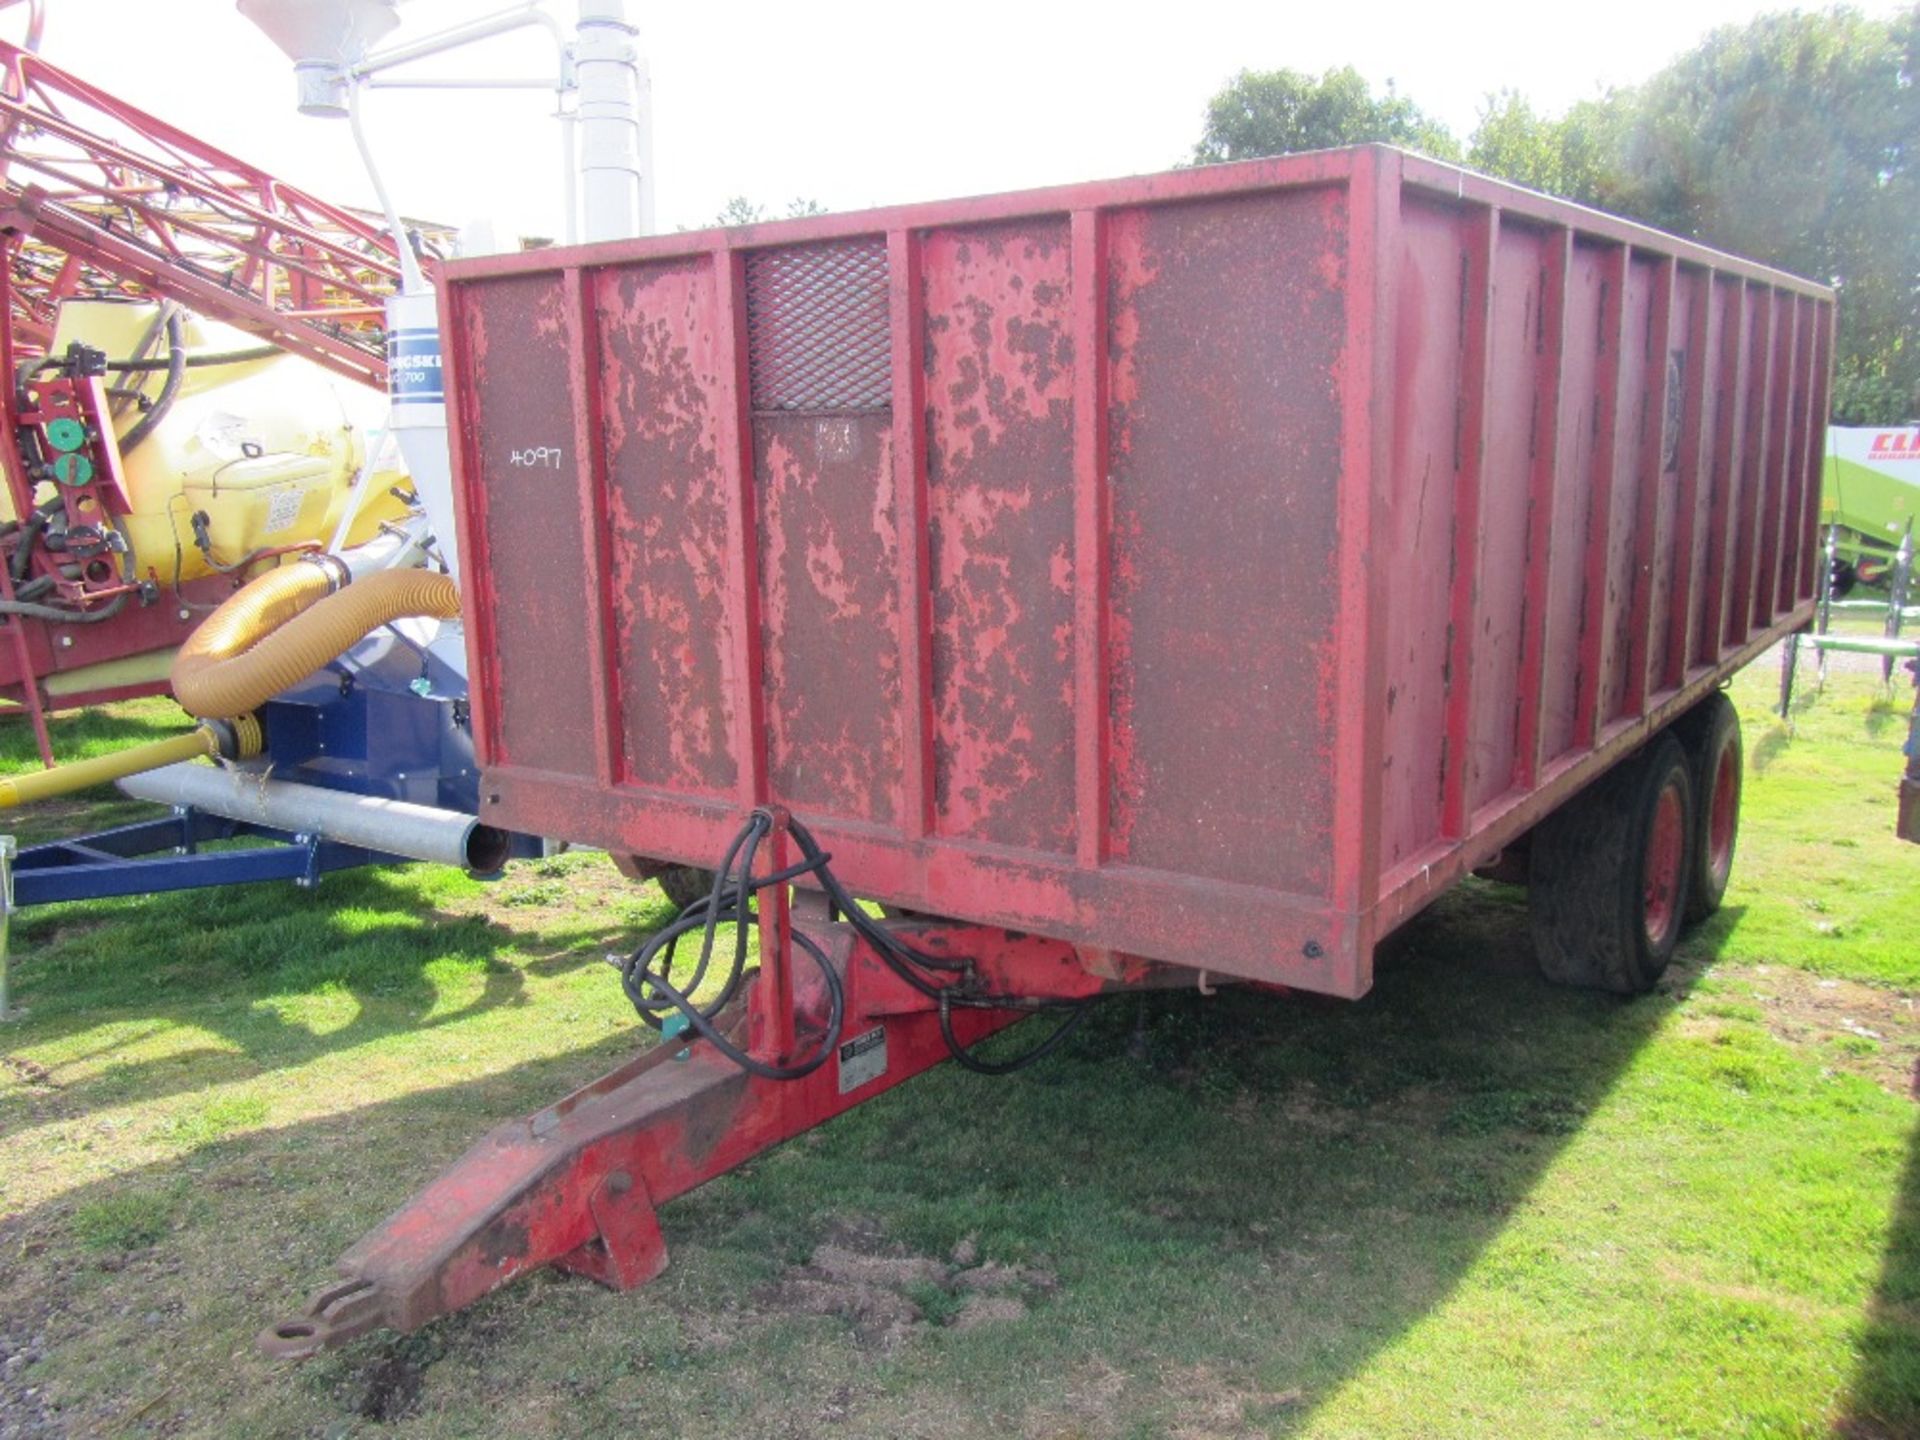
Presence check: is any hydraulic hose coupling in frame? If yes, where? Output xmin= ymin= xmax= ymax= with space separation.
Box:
xmin=0 ymin=711 xmax=263 ymax=810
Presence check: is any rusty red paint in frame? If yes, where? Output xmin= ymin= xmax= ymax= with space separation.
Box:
xmin=596 ymin=259 xmax=742 ymax=795
xmin=446 ymin=147 xmax=1831 ymax=999
xmin=922 ymin=219 xmax=1076 ymax=853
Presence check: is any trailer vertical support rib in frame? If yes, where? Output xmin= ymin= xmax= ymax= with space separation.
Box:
xmin=1784 ymin=295 xmax=1822 ymax=612
xmin=714 ymin=248 xmax=769 ymax=808
xmin=1576 ymin=245 xmax=1630 ymax=748
xmin=1335 ymin=147 xmax=1395 ymax=956
xmin=1802 ymin=306 xmax=1836 ymax=599
xmin=1738 ymin=288 xmax=1776 ymax=642
xmin=1724 ymin=283 xmax=1760 ymax=654
xmin=1756 ymin=292 xmax=1793 ymax=629
xmin=1071 ymin=208 xmax=1111 ymax=873
xmin=1624 ymin=255 xmax=1676 ymax=717
xmin=1666 ymin=267 xmax=1713 ymax=689
xmin=1514 ymin=227 xmax=1571 ymax=791
xmin=1700 ymin=276 xmax=1740 ymax=668
xmin=442 ymin=281 xmax=501 ymax=768
xmin=1768 ymin=296 xmax=1805 ymax=622
xmin=887 ymin=230 xmax=935 ymax=843
xmin=567 ymin=266 xmax=623 ymax=788
xmin=1441 ymin=209 xmax=1496 ymax=839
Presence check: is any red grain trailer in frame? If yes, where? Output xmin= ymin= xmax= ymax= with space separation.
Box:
xmin=265 ymin=146 xmax=1831 ymax=1356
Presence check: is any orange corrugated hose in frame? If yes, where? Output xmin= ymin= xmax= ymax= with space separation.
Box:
xmin=171 ymin=564 xmax=461 ymax=719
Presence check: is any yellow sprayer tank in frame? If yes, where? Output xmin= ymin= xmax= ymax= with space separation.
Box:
xmin=31 ymin=300 xmax=408 ymax=580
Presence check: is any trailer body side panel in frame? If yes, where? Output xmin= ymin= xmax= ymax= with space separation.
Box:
xmin=444 ymin=146 xmax=1831 ymax=998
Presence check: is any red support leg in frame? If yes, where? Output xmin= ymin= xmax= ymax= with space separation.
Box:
xmin=752 ymin=807 xmax=796 ymax=1064
xmin=0 ymin=559 xmax=54 ymax=768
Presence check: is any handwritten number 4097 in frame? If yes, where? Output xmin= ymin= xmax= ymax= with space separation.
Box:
xmin=509 ymin=447 xmax=564 ymax=470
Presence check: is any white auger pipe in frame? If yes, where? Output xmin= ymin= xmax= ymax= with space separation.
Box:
xmin=576 ymin=0 xmax=648 ymax=240
xmin=118 ymin=764 xmax=510 ymax=874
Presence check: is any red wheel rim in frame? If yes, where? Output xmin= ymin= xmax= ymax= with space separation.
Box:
xmin=1706 ymin=743 xmax=1738 ymax=890
xmin=1643 ymin=781 xmax=1685 ymax=946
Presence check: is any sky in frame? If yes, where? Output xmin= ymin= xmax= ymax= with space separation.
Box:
xmin=28 ymin=0 xmax=1910 ymax=247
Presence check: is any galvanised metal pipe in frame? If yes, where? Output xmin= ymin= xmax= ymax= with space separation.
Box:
xmin=118 ymin=763 xmax=511 ymax=874
xmin=575 ymin=0 xmax=646 ymax=240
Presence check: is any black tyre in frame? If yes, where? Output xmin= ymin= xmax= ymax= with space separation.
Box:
xmin=655 ymin=865 xmax=716 ymax=912
xmin=1829 ymin=555 xmax=1858 ymax=601
xmin=1529 ymin=732 xmax=1696 ymax=994
xmin=1673 ymin=691 xmax=1742 ymax=923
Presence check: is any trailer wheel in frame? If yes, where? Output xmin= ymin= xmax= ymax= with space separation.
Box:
xmin=1675 ymin=692 xmax=1742 ymax=923
xmin=655 ymin=866 xmax=717 ymax=912
xmin=1529 ymin=732 xmax=1696 ymax=994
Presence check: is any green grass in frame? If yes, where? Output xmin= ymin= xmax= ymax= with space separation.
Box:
xmin=0 ymin=659 xmax=1916 ymax=1438
xmin=70 ymin=1184 xmax=182 ymax=1252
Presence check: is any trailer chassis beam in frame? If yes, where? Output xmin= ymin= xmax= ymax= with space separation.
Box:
xmin=260 ymin=887 xmax=1175 ymax=1358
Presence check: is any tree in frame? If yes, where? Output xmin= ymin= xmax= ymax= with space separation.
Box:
xmin=1191 ymin=66 xmax=1460 ymax=165
xmin=1467 ymin=91 xmax=1623 ymax=210
xmin=710 ymin=196 xmax=829 ymax=227
xmin=1614 ymin=6 xmax=1918 ymax=421
xmin=1465 ymin=7 xmax=1918 ymax=423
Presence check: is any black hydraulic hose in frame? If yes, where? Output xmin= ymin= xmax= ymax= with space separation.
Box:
xmin=106 ymin=344 xmax=280 ymax=373
xmin=13 ymin=339 xmax=280 ymax=388
xmin=117 ymin=312 xmax=185 ymax=456
xmin=620 ymin=810 xmax=845 ymax=1081
xmin=938 ymin=991 xmax=1090 ymax=1076
xmin=0 ymin=591 xmax=128 ymax=623
xmin=10 ymin=497 xmax=61 ymax=583
xmin=774 ymin=812 xmax=1093 ymax=1074
xmin=619 ymin=810 xmax=1093 ymax=1081
xmin=10 ymin=511 xmax=49 ymax=583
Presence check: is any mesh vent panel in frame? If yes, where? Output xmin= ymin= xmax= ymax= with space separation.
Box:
xmin=745 ymin=240 xmax=891 ymax=411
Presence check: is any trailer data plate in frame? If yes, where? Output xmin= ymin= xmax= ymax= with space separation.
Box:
xmin=837 ymin=1026 xmax=887 ymax=1094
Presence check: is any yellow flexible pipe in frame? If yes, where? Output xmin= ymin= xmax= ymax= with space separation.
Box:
xmin=0 ymin=714 xmax=263 ymax=809
xmin=171 ymin=566 xmax=461 ymax=719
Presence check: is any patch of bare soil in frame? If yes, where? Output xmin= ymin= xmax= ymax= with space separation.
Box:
xmin=1731 ymin=964 xmax=1920 ymax=1098
xmin=356 ymin=1349 xmax=426 ymax=1423
xmin=756 ymin=1222 xmax=1057 ymax=1349
xmin=0 ymin=1055 xmax=58 ymax=1091
xmin=1015 ymin=1360 xmax=1302 ymax=1440
xmin=1159 ymin=1364 xmax=1305 ymax=1440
